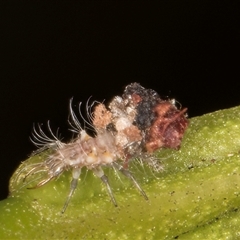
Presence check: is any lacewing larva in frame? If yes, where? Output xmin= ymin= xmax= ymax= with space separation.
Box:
xmin=13 ymin=83 xmax=188 ymax=213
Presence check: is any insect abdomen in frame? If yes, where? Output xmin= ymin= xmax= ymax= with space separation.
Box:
xmin=47 ymin=130 xmax=119 ymax=172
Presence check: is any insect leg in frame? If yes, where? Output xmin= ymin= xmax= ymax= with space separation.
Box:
xmin=113 ymin=162 xmax=148 ymax=200
xmin=93 ymin=167 xmax=117 ymax=207
xmin=61 ymin=168 xmax=81 ymax=213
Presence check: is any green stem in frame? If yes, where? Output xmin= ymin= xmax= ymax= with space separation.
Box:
xmin=1 ymin=106 xmax=240 ymax=239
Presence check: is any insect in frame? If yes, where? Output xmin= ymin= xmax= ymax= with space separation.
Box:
xmin=13 ymin=83 xmax=188 ymax=213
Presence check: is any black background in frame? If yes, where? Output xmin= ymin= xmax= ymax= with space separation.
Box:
xmin=0 ymin=1 xmax=239 ymax=200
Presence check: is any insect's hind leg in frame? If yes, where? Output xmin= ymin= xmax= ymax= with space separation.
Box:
xmin=61 ymin=168 xmax=81 ymax=214
xmin=93 ymin=167 xmax=118 ymax=207
xmin=113 ymin=162 xmax=148 ymax=200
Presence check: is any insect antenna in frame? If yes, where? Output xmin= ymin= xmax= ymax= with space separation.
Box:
xmin=11 ymin=174 xmax=47 ymax=194
xmin=23 ymin=163 xmax=46 ymax=182
xmin=12 ymin=162 xmax=45 ymax=190
xmin=27 ymin=175 xmax=55 ymax=189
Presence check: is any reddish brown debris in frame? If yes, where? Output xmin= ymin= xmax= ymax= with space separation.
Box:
xmin=145 ymin=102 xmax=188 ymax=153
xmin=93 ymin=103 xmax=112 ymax=129
xmin=93 ymin=82 xmax=188 ymax=160
xmin=121 ymin=83 xmax=188 ymax=153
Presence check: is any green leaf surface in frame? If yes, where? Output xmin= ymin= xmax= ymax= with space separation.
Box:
xmin=1 ymin=106 xmax=240 ymax=239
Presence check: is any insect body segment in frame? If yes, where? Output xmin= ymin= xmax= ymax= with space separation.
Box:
xmin=18 ymin=83 xmax=188 ymax=213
